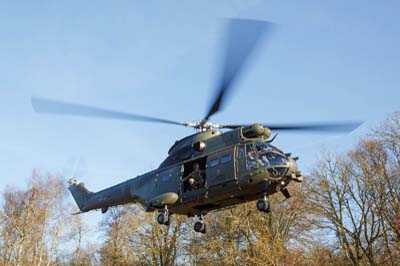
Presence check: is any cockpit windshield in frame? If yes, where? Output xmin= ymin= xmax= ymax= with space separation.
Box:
xmin=255 ymin=142 xmax=284 ymax=154
xmin=260 ymin=152 xmax=289 ymax=166
xmin=246 ymin=141 xmax=289 ymax=177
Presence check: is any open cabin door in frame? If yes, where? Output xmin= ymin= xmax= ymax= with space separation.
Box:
xmin=181 ymin=157 xmax=207 ymax=203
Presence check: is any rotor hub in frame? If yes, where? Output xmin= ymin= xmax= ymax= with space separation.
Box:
xmin=183 ymin=120 xmax=223 ymax=131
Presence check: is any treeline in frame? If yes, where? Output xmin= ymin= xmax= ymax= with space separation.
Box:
xmin=0 ymin=113 xmax=399 ymax=266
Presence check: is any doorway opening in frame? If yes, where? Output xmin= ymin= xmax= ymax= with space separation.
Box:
xmin=182 ymin=157 xmax=207 ymax=193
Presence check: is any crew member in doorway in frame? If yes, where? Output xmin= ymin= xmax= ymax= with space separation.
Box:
xmin=192 ymin=162 xmax=205 ymax=189
xmin=183 ymin=163 xmax=205 ymax=191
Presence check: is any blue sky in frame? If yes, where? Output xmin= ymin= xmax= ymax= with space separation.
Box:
xmin=0 ymin=0 xmax=399 ymax=213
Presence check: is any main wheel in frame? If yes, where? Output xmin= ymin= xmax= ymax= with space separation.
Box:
xmin=157 ymin=212 xmax=168 ymax=225
xmin=256 ymin=199 xmax=271 ymax=213
xmin=194 ymin=221 xmax=206 ymax=233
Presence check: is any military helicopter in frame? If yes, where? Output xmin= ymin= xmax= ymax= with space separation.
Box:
xmin=31 ymin=19 xmax=361 ymax=234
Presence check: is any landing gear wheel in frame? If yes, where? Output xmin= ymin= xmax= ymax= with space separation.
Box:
xmin=157 ymin=212 xmax=168 ymax=225
xmin=256 ymin=199 xmax=271 ymax=213
xmin=194 ymin=221 xmax=206 ymax=233
xmin=157 ymin=206 xmax=171 ymax=225
xmin=194 ymin=215 xmax=206 ymax=234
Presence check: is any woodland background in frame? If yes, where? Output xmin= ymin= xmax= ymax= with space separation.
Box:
xmin=0 ymin=113 xmax=399 ymax=266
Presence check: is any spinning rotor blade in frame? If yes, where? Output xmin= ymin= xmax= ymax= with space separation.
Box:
xmin=222 ymin=121 xmax=363 ymax=133
xmin=31 ymin=97 xmax=186 ymax=126
xmin=205 ymin=19 xmax=275 ymax=120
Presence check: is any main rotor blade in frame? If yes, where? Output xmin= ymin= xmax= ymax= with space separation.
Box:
xmin=31 ymin=97 xmax=186 ymax=126
xmin=205 ymin=19 xmax=275 ymax=120
xmin=222 ymin=121 xmax=363 ymax=133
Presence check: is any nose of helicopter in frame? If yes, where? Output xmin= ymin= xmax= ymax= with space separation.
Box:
xmin=287 ymin=156 xmax=303 ymax=182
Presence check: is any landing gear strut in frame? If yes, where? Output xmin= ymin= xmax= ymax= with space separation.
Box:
xmin=157 ymin=206 xmax=171 ymax=226
xmin=256 ymin=195 xmax=271 ymax=213
xmin=194 ymin=215 xmax=206 ymax=234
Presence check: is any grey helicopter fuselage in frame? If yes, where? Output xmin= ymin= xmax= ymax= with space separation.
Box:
xmin=68 ymin=124 xmax=300 ymax=216
xmin=33 ymin=18 xmax=359 ymax=234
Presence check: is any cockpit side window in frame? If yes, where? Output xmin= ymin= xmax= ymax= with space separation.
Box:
xmin=237 ymin=146 xmax=244 ymax=159
xmin=246 ymin=143 xmax=258 ymax=170
xmin=246 ymin=143 xmax=257 ymax=157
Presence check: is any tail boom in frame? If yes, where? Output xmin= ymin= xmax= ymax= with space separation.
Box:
xmin=68 ymin=178 xmax=134 ymax=212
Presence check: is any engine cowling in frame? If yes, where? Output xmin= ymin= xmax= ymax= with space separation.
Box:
xmin=242 ymin=124 xmax=271 ymax=139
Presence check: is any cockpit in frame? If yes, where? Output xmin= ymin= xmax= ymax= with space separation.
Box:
xmin=246 ymin=141 xmax=290 ymax=178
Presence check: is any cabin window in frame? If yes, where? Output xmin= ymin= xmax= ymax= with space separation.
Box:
xmin=209 ymin=158 xmax=219 ymax=167
xmin=220 ymin=153 xmax=232 ymax=164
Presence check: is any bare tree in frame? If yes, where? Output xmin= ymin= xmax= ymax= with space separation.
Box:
xmin=98 ymin=205 xmax=186 ymax=266
xmin=308 ymin=113 xmax=400 ymax=266
xmin=367 ymin=113 xmax=400 ymax=263
xmin=98 ymin=206 xmax=140 ymax=266
xmin=63 ymin=213 xmax=96 ymax=266
xmin=309 ymin=152 xmax=382 ymax=266
xmin=0 ymin=173 xmax=75 ymax=266
xmin=138 ymin=212 xmax=185 ymax=266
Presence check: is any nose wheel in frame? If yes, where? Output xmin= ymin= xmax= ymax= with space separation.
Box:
xmin=194 ymin=215 xmax=206 ymax=234
xmin=157 ymin=206 xmax=171 ymax=226
xmin=256 ymin=196 xmax=271 ymax=213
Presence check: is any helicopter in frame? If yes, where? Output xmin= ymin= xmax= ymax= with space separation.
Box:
xmin=31 ymin=18 xmax=362 ymax=234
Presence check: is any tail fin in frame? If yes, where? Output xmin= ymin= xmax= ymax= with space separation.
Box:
xmin=68 ymin=179 xmax=92 ymax=212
